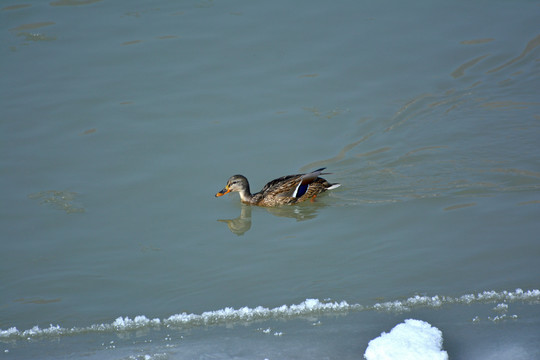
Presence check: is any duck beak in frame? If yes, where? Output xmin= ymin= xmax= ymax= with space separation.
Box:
xmin=215 ymin=185 xmax=231 ymax=197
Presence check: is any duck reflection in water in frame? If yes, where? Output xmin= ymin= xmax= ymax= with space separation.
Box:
xmin=217 ymin=202 xmax=329 ymax=235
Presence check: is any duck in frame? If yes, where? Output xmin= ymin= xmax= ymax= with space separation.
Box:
xmin=215 ymin=168 xmax=340 ymax=207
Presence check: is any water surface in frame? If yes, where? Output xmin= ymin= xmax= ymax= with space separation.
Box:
xmin=1 ymin=0 xmax=540 ymax=359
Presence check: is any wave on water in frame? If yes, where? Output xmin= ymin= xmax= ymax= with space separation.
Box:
xmin=2 ymin=288 xmax=539 ymax=341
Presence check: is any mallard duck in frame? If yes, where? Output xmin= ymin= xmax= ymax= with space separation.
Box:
xmin=215 ymin=168 xmax=340 ymax=207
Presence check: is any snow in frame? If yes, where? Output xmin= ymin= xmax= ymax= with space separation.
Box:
xmin=364 ymin=319 xmax=448 ymax=360
xmin=1 ymin=288 xmax=539 ymax=341
xmin=163 ymin=298 xmax=353 ymax=326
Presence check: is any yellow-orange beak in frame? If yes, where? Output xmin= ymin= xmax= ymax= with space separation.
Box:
xmin=215 ymin=186 xmax=231 ymax=197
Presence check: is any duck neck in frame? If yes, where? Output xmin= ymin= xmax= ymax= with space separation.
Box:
xmin=238 ymin=184 xmax=253 ymax=203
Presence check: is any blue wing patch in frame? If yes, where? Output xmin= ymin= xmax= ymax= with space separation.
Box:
xmin=294 ymin=183 xmax=309 ymax=198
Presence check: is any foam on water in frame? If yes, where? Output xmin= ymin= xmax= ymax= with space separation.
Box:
xmin=372 ymin=288 xmax=540 ymax=312
xmin=0 ymin=298 xmax=353 ymax=341
xmin=1 ymin=288 xmax=538 ymax=342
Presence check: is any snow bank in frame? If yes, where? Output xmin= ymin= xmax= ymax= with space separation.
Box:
xmin=364 ymin=319 xmax=448 ymax=360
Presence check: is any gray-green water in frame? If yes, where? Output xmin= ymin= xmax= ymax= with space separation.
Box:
xmin=2 ymin=1 xmax=540 ymax=359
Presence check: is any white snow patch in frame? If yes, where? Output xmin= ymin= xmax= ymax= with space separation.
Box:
xmin=364 ymin=319 xmax=448 ymax=360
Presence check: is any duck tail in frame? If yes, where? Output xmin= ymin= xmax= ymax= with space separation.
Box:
xmin=327 ymin=183 xmax=341 ymax=190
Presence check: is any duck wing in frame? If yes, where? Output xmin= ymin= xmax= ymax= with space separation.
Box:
xmin=258 ymin=168 xmax=327 ymax=199
xmin=289 ymin=168 xmax=327 ymax=198
xmin=257 ymin=174 xmax=302 ymax=196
